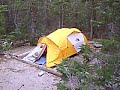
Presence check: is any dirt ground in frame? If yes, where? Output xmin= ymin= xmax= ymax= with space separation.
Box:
xmin=0 ymin=46 xmax=60 ymax=90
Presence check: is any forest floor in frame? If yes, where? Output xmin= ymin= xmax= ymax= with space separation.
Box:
xmin=0 ymin=46 xmax=60 ymax=90
xmin=0 ymin=41 xmax=101 ymax=90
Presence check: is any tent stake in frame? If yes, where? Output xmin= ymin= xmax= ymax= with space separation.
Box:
xmin=9 ymin=54 xmax=62 ymax=77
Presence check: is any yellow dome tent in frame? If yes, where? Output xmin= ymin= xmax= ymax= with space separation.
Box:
xmin=38 ymin=28 xmax=88 ymax=67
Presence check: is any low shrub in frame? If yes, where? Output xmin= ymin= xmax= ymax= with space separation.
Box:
xmin=57 ymin=42 xmax=120 ymax=90
xmin=57 ymin=55 xmax=120 ymax=90
xmin=95 ymin=39 xmax=120 ymax=54
xmin=0 ymin=39 xmax=12 ymax=53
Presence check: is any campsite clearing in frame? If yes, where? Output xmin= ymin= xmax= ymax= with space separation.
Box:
xmin=0 ymin=46 xmax=60 ymax=90
xmin=0 ymin=41 xmax=102 ymax=90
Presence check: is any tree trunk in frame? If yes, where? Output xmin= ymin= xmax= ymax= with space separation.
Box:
xmin=59 ymin=3 xmax=64 ymax=28
xmin=14 ymin=10 xmax=21 ymax=32
xmin=90 ymin=0 xmax=96 ymax=39
xmin=90 ymin=19 xmax=93 ymax=39
xmin=44 ymin=0 xmax=50 ymax=31
xmin=28 ymin=3 xmax=37 ymax=45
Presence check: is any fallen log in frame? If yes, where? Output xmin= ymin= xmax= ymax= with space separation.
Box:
xmin=9 ymin=53 xmax=62 ymax=77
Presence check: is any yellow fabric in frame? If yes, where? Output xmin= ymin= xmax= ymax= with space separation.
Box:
xmin=46 ymin=28 xmax=80 ymax=50
xmin=38 ymin=28 xmax=87 ymax=67
xmin=83 ymin=33 xmax=89 ymax=45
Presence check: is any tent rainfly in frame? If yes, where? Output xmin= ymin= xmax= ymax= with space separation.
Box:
xmin=38 ymin=28 xmax=88 ymax=67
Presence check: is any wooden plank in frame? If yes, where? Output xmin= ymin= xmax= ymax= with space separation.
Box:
xmin=17 ymin=51 xmax=31 ymax=58
xmin=9 ymin=53 xmax=62 ymax=77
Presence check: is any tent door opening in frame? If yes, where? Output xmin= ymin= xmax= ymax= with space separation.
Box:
xmin=22 ymin=43 xmax=47 ymax=65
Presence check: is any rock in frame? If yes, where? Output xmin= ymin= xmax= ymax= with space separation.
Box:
xmin=89 ymin=58 xmax=101 ymax=65
xmin=88 ymin=41 xmax=96 ymax=44
xmin=38 ymin=71 xmax=45 ymax=77
xmin=73 ymin=55 xmax=84 ymax=64
xmin=4 ymin=54 xmax=11 ymax=59
xmin=93 ymin=43 xmax=103 ymax=48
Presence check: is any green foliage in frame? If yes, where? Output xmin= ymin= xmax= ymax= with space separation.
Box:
xmin=112 ymin=30 xmax=120 ymax=41
xmin=95 ymin=39 xmax=120 ymax=54
xmin=57 ymin=58 xmax=94 ymax=90
xmin=0 ymin=4 xmax=8 ymax=36
xmin=0 ymin=0 xmax=120 ymax=39
xmin=0 ymin=5 xmax=8 ymax=13
xmin=80 ymin=45 xmax=92 ymax=55
xmin=2 ymin=41 xmax=12 ymax=51
xmin=0 ymin=44 xmax=3 ymax=53
xmin=79 ymin=45 xmax=92 ymax=62
xmin=94 ymin=55 xmax=120 ymax=89
xmin=7 ymin=30 xmax=30 ymax=41
xmin=57 ymin=56 xmax=120 ymax=90
xmin=57 ymin=83 xmax=67 ymax=90
xmin=1 ymin=0 xmax=120 ymax=39
xmin=29 ymin=34 xmax=39 ymax=46
xmin=0 ymin=40 xmax=12 ymax=53
xmin=6 ymin=30 xmax=39 ymax=46
xmin=57 ymin=40 xmax=120 ymax=90
xmin=0 ymin=13 xmax=6 ymax=35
